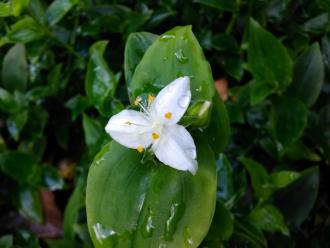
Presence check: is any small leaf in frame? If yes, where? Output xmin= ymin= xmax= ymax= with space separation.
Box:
xmin=46 ymin=0 xmax=79 ymax=26
xmin=274 ymin=166 xmax=319 ymax=228
xmin=1 ymin=44 xmax=28 ymax=92
xmin=0 ymin=151 xmax=39 ymax=184
xmin=270 ymin=96 xmax=308 ymax=150
xmin=0 ymin=88 xmax=21 ymax=113
xmin=85 ymin=41 xmax=117 ymax=116
xmin=248 ymin=204 xmax=289 ymax=236
xmin=124 ymin=32 xmax=158 ymax=83
xmin=6 ymin=16 xmax=45 ymax=43
xmin=6 ymin=110 xmax=28 ymax=141
xmin=269 ymin=170 xmax=300 ymax=189
xmin=287 ymin=43 xmax=324 ymax=107
xmin=82 ymin=114 xmax=104 ymax=148
xmin=12 ymin=0 xmax=30 ymax=17
xmin=283 ymin=141 xmax=321 ymax=162
xmin=216 ymin=154 xmax=234 ymax=202
xmin=303 ymin=13 xmax=330 ymax=34
xmin=16 ymin=186 xmax=43 ymax=223
xmin=41 ymin=165 xmax=64 ymax=191
xmin=86 ymin=140 xmax=217 ymax=247
xmin=0 ymin=2 xmax=11 ymax=17
xmin=248 ymin=18 xmax=293 ymax=95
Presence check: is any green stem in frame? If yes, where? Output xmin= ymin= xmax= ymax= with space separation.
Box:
xmin=225 ymin=0 xmax=241 ymax=34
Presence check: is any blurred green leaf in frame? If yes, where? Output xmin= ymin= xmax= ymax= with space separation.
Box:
xmin=274 ymin=166 xmax=319 ymax=228
xmin=23 ymin=106 xmax=49 ymax=141
xmin=82 ymin=114 xmax=104 ymax=148
xmin=41 ymin=165 xmax=64 ymax=191
xmin=46 ymin=0 xmax=79 ymax=26
xmin=47 ymin=64 xmax=63 ymax=92
xmin=0 ymin=2 xmax=10 ymax=17
xmin=0 ymin=151 xmax=39 ymax=184
xmin=0 ymin=235 xmax=13 ymax=248
xmin=65 ymin=95 xmax=91 ymax=121
xmin=0 ymin=88 xmax=21 ymax=113
xmin=288 ymin=43 xmax=324 ymax=107
xmin=28 ymin=0 xmax=46 ymax=24
xmin=12 ymin=0 xmax=30 ymax=17
xmin=16 ymin=186 xmax=42 ymax=223
xmin=283 ymin=141 xmax=321 ymax=162
xmin=303 ymin=13 xmax=330 ymax=34
xmin=239 ymin=157 xmax=272 ymax=198
xmin=1 ymin=44 xmax=28 ymax=92
xmin=234 ymin=219 xmax=266 ymax=248
xmin=85 ymin=41 xmax=117 ymax=116
xmin=195 ymin=0 xmax=237 ymax=11
xmin=248 ymin=204 xmax=289 ymax=236
xmin=6 ymin=110 xmax=28 ymax=141
xmin=270 ymin=96 xmax=308 ymax=150
xmin=248 ymin=18 xmax=293 ymax=98
xmin=216 ymin=154 xmax=234 ymax=202
xmin=124 ymin=32 xmax=158 ymax=83
xmin=6 ymin=16 xmax=46 ymax=43
xmin=86 ymin=140 xmax=216 ymax=248
xmin=269 ymin=171 xmax=300 ymax=189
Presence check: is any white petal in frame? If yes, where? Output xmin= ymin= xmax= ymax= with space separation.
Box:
xmin=105 ymin=109 xmax=152 ymax=149
xmin=151 ymin=76 xmax=191 ymax=124
xmin=152 ymin=124 xmax=197 ymax=175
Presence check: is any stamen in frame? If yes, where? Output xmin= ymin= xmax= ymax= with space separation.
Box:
xmin=125 ymin=121 xmax=132 ymax=125
xmin=148 ymin=95 xmax=155 ymax=103
xmin=152 ymin=132 xmax=160 ymax=140
xmin=134 ymin=96 xmax=142 ymax=106
xmin=137 ymin=146 xmax=144 ymax=153
xmin=164 ymin=112 xmax=172 ymax=120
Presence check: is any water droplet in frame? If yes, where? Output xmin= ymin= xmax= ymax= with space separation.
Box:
xmin=183 ymin=227 xmax=194 ymax=247
xmin=96 ymin=157 xmax=105 ymax=165
xmin=137 ymin=193 xmax=146 ymax=212
xmin=195 ymin=86 xmax=202 ymax=92
xmin=174 ymin=49 xmax=188 ymax=64
xmin=160 ymin=34 xmax=176 ymax=41
xmin=178 ymin=95 xmax=190 ymax=108
xmin=185 ymin=148 xmax=196 ymax=159
xmin=141 ymin=207 xmax=155 ymax=238
xmin=164 ymin=202 xmax=185 ymax=241
xmin=93 ymin=223 xmax=117 ymax=245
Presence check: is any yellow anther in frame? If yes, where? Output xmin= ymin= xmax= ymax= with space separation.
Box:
xmin=164 ymin=112 xmax=172 ymax=120
xmin=148 ymin=95 xmax=155 ymax=103
xmin=152 ymin=132 xmax=160 ymax=140
xmin=134 ymin=96 xmax=142 ymax=106
xmin=137 ymin=146 xmax=144 ymax=153
xmin=125 ymin=121 xmax=132 ymax=125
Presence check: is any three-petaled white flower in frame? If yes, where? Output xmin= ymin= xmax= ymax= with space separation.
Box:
xmin=105 ymin=76 xmax=198 ymax=175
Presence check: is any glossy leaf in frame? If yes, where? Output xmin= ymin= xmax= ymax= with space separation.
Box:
xmin=124 ymin=32 xmax=158 ymax=83
xmin=128 ymin=26 xmax=215 ymax=105
xmin=6 ymin=110 xmax=28 ymax=141
xmin=82 ymin=114 xmax=104 ymax=148
xmin=284 ymin=141 xmax=321 ymax=162
xmin=0 ymin=151 xmax=38 ymax=184
xmin=86 ymin=140 xmax=216 ymax=248
xmin=270 ymin=96 xmax=308 ymax=150
xmin=216 ymin=154 xmax=234 ymax=202
xmin=248 ymin=18 xmax=293 ymax=95
xmin=288 ymin=43 xmax=324 ymax=107
xmin=85 ymin=41 xmax=117 ymax=116
xmin=1 ymin=44 xmax=28 ymax=92
xmin=269 ymin=171 xmax=300 ymax=189
xmin=248 ymin=204 xmax=289 ymax=236
xmin=16 ymin=186 xmax=42 ymax=223
xmin=46 ymin=0 xmax=79 ymax=26
xmin=6 ymin=16 xmax=45 ymax=43
xmin=274 ymin=166 xmax=319 ymax=228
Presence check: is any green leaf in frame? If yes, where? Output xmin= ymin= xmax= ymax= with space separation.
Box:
xmin=28 ymin=0 xmax=46 ymax=24
xmin=274 ymin=166 xmax=319 ymax=228
xmin=287 ymin=43 xmax=324 ymax=107
xmin=86 ymin=140 xmax=216 ymax=247
xmin=0 ymin=151 xmax=39 ymax=184
xmin=41 ymin=165 xmax=64 ymax=191
xmin=283 ymin=141 xmax=321 ymax=162
xmin=248 ymin=204 xmax=289 ymax=236
xmin=46 ymin=0 xmax=79 ymax=26
xmin=0 ymin=235 xmax=13 ymax=248
xmin=85 ymin=41 xmax=117 ymax=116
xmin=249 ymin=79 xmax=274 ymax=105
xmin=239 ymin=157 xmax=272 ymax=198
xmin=6 ymin=110 xmax=28 ymax=141
xmin=16 ymin=186 xmax=42 ymax=223
xmin=6 ymin=16 xmax=45 ymax=43
xmin=269 ymin=170 xmax=300 ymax=189
xmin=65 ymin=95 xmax=91 ymax=121
xmin=124 ymin=32 xmax=158 ymax=83
xmin=0 ymin=2 xmax=11 ymax=17
xmin=303 ymin=13 xmax=330 ymax=34
xmin=216 ymin=154 xmax=234 ymax=202
xmin=0 ymin=88 xmax=20 ymax=113
xmin=12 ymin=0 xmax=30 ymax=17
xmin=248 ymin=18 xmax=293 ymax=96
xmin=23 ymin=106 xmax=49 ymax=141
xmin=270 ymin=96 xmax=308 ymax=150
xmin=128 ymin=26 xmax=215 ymax=105
xmin=82 ymin=114 xmax=104 ymax=148
xmin=195 ymin=0 xmax=237 ymax=11
xmin=1 ymin=44 xmax=28 ymax=92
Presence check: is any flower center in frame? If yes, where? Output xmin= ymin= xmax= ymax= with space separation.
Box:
xmin=164 ymin=112 xmax=172 ymax=119
xmin=137 ymin=146 xmax=144 ymax=153
xmin=152 ymin=132 xmax=160 ymax=140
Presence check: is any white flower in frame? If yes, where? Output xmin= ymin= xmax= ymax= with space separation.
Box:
xmin=105 ymin=76 xmax=198 ymax=175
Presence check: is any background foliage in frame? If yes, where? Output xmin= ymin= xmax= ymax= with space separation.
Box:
xmin=0 ymin=0 xmax=329 ymax=247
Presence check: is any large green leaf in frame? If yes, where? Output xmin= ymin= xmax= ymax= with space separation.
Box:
xmin=128 ymin=26 xmax=215 ymax=104
xmin=124 ymin=32 xmax=158 ymax=83
xmin=85 ymin=41 xmax=118 ymax=116
xmin=287 ymin=43 xmax=324 ymax=107
xmin=86 ymin=140 xmax=216 ymax=248
xmin=248 ymin=18 xmax=293 ymax=99
xmin=1 ymin=44 xmax=28 ymax=92
xmin=46 ymin=0 xmax=79 ymax=26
